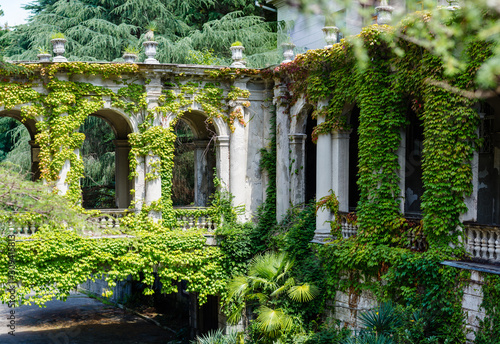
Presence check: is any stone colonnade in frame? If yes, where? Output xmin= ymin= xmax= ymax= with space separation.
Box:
xmin=6 ymin=65 xmax=272 ymax=221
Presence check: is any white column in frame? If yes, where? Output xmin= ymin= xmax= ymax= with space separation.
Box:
xmin=462 ymin=150 xmax=479 ymax=222
xmin=134 ymin=156 xmax=146 ymax=211
xmin=289 ymin=133 xmax=307 ymax=206
xmin=229 ymin=104 xmax=248 ymax=221
xmin=56 ymin=158 xmax=72 ymax=195
xmin=331 ymin=130 xmax=351 ymax=212
xmin=216 ymin=136 xmax=230 ymax=190
xmin=144 ymin=73 xmax=162 ymax=219
xmin=275 ymin=85 xmax=290 ymax=221
xmin=314 ymin=107 xmax=332 ymax=241
xmin=145 ymin=154 xmax=162 ymax=220
xmin=114 ymin=140 xmax=130 ymax=209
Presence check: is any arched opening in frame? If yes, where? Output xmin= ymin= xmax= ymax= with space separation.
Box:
xmin=0 ymin=112 xmax=39 ymax=180
xmin=79 ymin=116 xmax=116 ymax=209
xmin=173 ymin=111 xmax=216 ymax=207
xmin=172 ymin=119 xmax=195 ymax=206
xmin=79 ymin=110 xmax=132 ymax=209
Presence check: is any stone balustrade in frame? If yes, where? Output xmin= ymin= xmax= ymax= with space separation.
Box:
xmin=465 ymin=224 xmax=500 ymax=262
xmin=88 ymin=209 xmax=128 ymax=230
xmin=174 ymin=207 xmax=218 ymax=232
xmin=338 ymin=212 xmax=427 ymax=251
xmin=0 ymin=221 xmax=39 ymax=236
xmin=340 ymin=216 xmax=358 ymax=239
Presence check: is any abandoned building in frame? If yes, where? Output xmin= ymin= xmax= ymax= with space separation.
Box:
xmin=1 ymin=0 xmax=499 ymax=341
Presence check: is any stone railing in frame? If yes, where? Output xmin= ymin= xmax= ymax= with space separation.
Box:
xmin=0 ymin=221 xmax=39 ymax=236
xmin=337 ymin=213 xmax=427 ymax=250
xmin=465 ymin=224 xmax=500 ymax=262
xmin=88 ymin=209 xmax=128 ymax=230
xmin=340 ymin=216 xmax=358 ymax=239
xmin=174 ymin=207 xmax=219 ymax=232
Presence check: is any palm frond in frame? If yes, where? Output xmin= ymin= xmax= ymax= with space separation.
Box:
xmin=287 ymin=283 xmax=319 ymax=303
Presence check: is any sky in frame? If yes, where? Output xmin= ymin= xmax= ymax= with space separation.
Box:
xmin=0 ymin=1 xmax=31 ymax=27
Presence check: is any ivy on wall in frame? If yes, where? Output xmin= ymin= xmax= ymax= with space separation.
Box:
xmin=272 ymin=13 xmax=495 ymax=338
xmin=0 ymin=62 xmax=254 ymax=306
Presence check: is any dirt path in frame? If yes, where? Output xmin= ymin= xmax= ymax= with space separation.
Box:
xmin=0 ymin=291 xmax=175 ymax=344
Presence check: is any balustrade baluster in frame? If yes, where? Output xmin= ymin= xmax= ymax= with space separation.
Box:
xmin=480 ymin=230 xmax=488 ymax=259
xmin=488 ymin=232 xmax=495 ymax=260
xmin=473 ymin=229 xmax=481 ymax=258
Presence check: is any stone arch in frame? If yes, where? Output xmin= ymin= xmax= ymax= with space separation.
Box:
xmin=164 ymin=110 xmax=228 ymax=207
xmin=289 ymin=101 xmax=317 ymax=206
xmin=82 ymin=108 xmax=134 ymax=209
xmin=0 ymin=108 xmax=40 ymax=180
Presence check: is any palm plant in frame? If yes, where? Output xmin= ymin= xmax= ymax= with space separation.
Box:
xmin=193 ymin=328 xmax=239 ymax=344
xmin=357 ymin=302 xmax=402 ymax=336
xmin=227 ymin=251 xmax=319 ymax=340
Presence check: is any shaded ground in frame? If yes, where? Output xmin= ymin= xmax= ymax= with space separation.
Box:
xmin=0 ymin=291 xmax=176 ymax=344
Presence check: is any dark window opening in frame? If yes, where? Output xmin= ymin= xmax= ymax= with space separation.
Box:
xmin=477 ymin=102 xmax=499 ymax=225
xmin=405 ymin=107 xmax=424 ymax=215
xmin=349 ymin=106 xmax=361 ymax=212
xmin=305 ymin=116 xmax=317 ymax=203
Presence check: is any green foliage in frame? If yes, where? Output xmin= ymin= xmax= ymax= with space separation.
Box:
xmin=357 ymin=302 xmax=402 ymax=336
xmin=227 ymin=251 xmax=319 ymax=342
xmin=303 ymin=324 xmax=351 ymax=344
xmin=6 ymin=0 xmax=277 ymax=67
xmin=475 ymin=274 xmax=500 ymax=343
xmin=0 ymin=117 xmax=31 ymax=175
xmin=0 ymin=164 xmax=91 ymax=229
xmin=0 ymin=227 xmax=226 ymax=306
xmin=193 ymin=328 xmax=238 ymax=344
xmin=217 ymin=222 xmax=256 ymax=277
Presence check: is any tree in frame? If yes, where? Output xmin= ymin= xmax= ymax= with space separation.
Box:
xmin=227 ymin=251 xmax=319 ymax=341
xmin=2 ymin=0 xmax=279 ymax=67
xmin=0 ymin=163 xmax=92 ymax=229
xmin=291 ymin=0 xmax=500 ymax=92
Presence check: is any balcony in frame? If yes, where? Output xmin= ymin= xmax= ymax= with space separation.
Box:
xmin=1 ymin=207 xmax=220 ymax=238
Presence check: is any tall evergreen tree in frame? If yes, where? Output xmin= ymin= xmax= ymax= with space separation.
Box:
xmin=2 ymin=0 xmax=279 ymax=67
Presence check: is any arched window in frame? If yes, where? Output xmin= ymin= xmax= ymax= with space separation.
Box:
xmin=79 ymin=116 xmax=116 ymax=209
xmin=0 ymin=113 xmax=38 ymax=180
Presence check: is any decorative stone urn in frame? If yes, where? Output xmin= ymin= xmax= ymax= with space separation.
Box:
xmin=230 ymin=45 xmax=245 ymax=68
xmin=281 ymin=43 xmax=295 ymax=64
xmin=322 ymin=26 xmax=339 ymax=49
xmin=37 ymin=53 xmax=51 ymax=62
xmin=376 ymin=0 xmax=394 ymax=25
xmin=446 ymin=0 xmax=460 ymax=10
xmin=143 ymin=41 xmax=159 ymax=64
xmin=51 ymin=38 xmax=67 ymax=62
xmin=123 ymin=53 xmax=138 ymax=63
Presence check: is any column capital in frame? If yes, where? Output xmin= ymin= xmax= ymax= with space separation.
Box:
xmin=331 ymin=130 xmax=351 ymax=140
xmin=28 ymin=140 xmax=39 ymax=148
xmin=194 ymin=139 xmax=211 ymax=149
xmin=113 ymin=139 xmax=131 ymax=148
xmin=216 ymin=135 xmax=230 ymax=147
xmin=289 ymin=133 xmax=307 ymax=143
